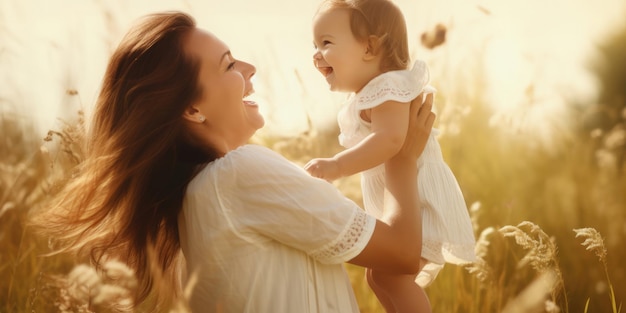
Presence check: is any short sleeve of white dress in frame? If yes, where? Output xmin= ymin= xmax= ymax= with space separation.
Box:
xmin=218 ymin=145 xmax=376 ymax=264
xmin=338 ymin=60 xmax=436 ymax=149
xmin=354 ymin=60 xmax=432 ymax=110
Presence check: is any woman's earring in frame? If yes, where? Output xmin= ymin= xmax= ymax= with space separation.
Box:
xmin=198 ymin=115 xmax=206 ymax=123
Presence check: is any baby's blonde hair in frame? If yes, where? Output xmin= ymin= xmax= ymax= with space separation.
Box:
xmin=318 ymin=0 xmax=410 ymax=72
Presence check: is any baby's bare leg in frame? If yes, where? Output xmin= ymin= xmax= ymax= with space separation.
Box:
xmin=366 ymin=268 xmax=396 ymax=312
xmin=371 ymin=271 xmax=432 ymax=313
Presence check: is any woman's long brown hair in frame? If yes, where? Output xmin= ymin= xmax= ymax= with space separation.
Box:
xmin=30 ymin=11 xmax=215 ymax=306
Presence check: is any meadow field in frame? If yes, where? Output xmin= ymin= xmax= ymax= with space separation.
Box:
xmin=1 ymin=1 xmax=625 ymax=312
xmin=2 ymin=47 xmax=625 ymax=313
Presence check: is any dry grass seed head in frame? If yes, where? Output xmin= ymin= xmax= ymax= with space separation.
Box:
xmin=55 ymin=262 xmax=137 ymax=312
xmin=545 ymin=299 xmax=561 ymax=312
xmin=466 ymin=227 xmax=495 ymax=282
xmin=499 ymin=222 xmax=559 ymax=272
xmin=474 ymin=226 xmax=494 ymax=258
xmin=573 ymin=227 xmax=607 ymax=263
xmin=66 ymin=264 xmax=101 ymax=301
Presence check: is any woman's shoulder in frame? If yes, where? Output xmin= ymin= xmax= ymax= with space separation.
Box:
xmin=355 ymin=60 xmax=431 ymax=110
xmin=212 ymin=144 xmax=285 ymax=170
xmin=205 ymin=144 xmax=301 ymax=179
xmin=189 ymin=145 xmax=284 ymax=188
xmin=228 ymin=144 xmax=278 ymax=158
xmin=227 ymin=144 xmax=289 ymax=166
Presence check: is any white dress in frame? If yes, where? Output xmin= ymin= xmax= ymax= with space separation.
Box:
xmin=337 ymin=60 xmax=476 ymax=287
xmin=178 ymin=144 xmax=377 ymax=313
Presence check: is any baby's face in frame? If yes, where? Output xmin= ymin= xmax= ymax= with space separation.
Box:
xmin=312 ymin=8 xmax=374 ymax=93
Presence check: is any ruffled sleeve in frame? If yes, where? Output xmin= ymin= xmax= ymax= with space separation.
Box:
xmin=214 ymin=145 xmax=376 ymax=264
xmin=355 ymin=60 xmax=431 ymax=110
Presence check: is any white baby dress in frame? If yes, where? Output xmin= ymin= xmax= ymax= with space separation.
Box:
xmin=337 ymin=60 xmax=476 ymax=287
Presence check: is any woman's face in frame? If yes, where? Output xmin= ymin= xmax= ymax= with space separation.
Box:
xmin=185 ymin=29 xmax=264 ymax=153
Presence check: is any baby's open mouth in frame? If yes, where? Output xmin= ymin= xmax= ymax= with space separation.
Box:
xmin=319 ymin=66 xmax=334 ymax=77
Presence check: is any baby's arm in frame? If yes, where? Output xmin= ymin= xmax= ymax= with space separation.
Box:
xmin=305 ymin=100 xmax=410 ymax=181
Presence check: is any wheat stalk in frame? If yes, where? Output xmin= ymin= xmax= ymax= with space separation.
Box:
xmin=499 ymin=221 xmax=567 ymax=312
xmin=573 ymin=228 xmax=620 ymax=313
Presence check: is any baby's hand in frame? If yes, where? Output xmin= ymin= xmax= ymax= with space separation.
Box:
xmin=304 ymin=158 xmax=341 ymax=181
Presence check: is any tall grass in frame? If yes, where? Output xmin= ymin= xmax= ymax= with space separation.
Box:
xmin=1 ymin=87 xmax=624 ymax=313
xmin=0 ymin=109 xmax=75 ymax=312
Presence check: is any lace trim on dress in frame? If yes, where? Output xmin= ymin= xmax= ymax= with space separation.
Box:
xmin=309 ymin=210 xmax=370 ymax=262
xmin=356 ymin=85 xmax=419 ymax=108
xmin=355 ymin=60 xmax=430 ymax=110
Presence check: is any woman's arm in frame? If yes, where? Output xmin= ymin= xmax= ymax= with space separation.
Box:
xmin=348 ymin=93 xmax=435 ymax=274
xmin=304 ymin=100 xmax=409 ymax=181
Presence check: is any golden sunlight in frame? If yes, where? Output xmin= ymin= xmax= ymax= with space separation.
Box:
xmin=0 ymin=0 xmax=623 ymax=138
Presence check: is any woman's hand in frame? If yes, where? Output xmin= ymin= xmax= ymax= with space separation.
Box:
xmin=393 ymin=92 xmax=436 ymax=162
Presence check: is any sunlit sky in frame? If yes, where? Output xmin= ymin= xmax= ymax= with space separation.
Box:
xmin=0 ymin=0 xmax=624 ymax=137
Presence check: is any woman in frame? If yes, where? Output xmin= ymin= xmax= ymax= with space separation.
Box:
xmin=32 ymin=11 xmax=435 ymax=312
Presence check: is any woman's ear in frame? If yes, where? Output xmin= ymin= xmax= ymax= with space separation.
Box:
xmin=182 ymin=105 xmax=206 ymax=124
